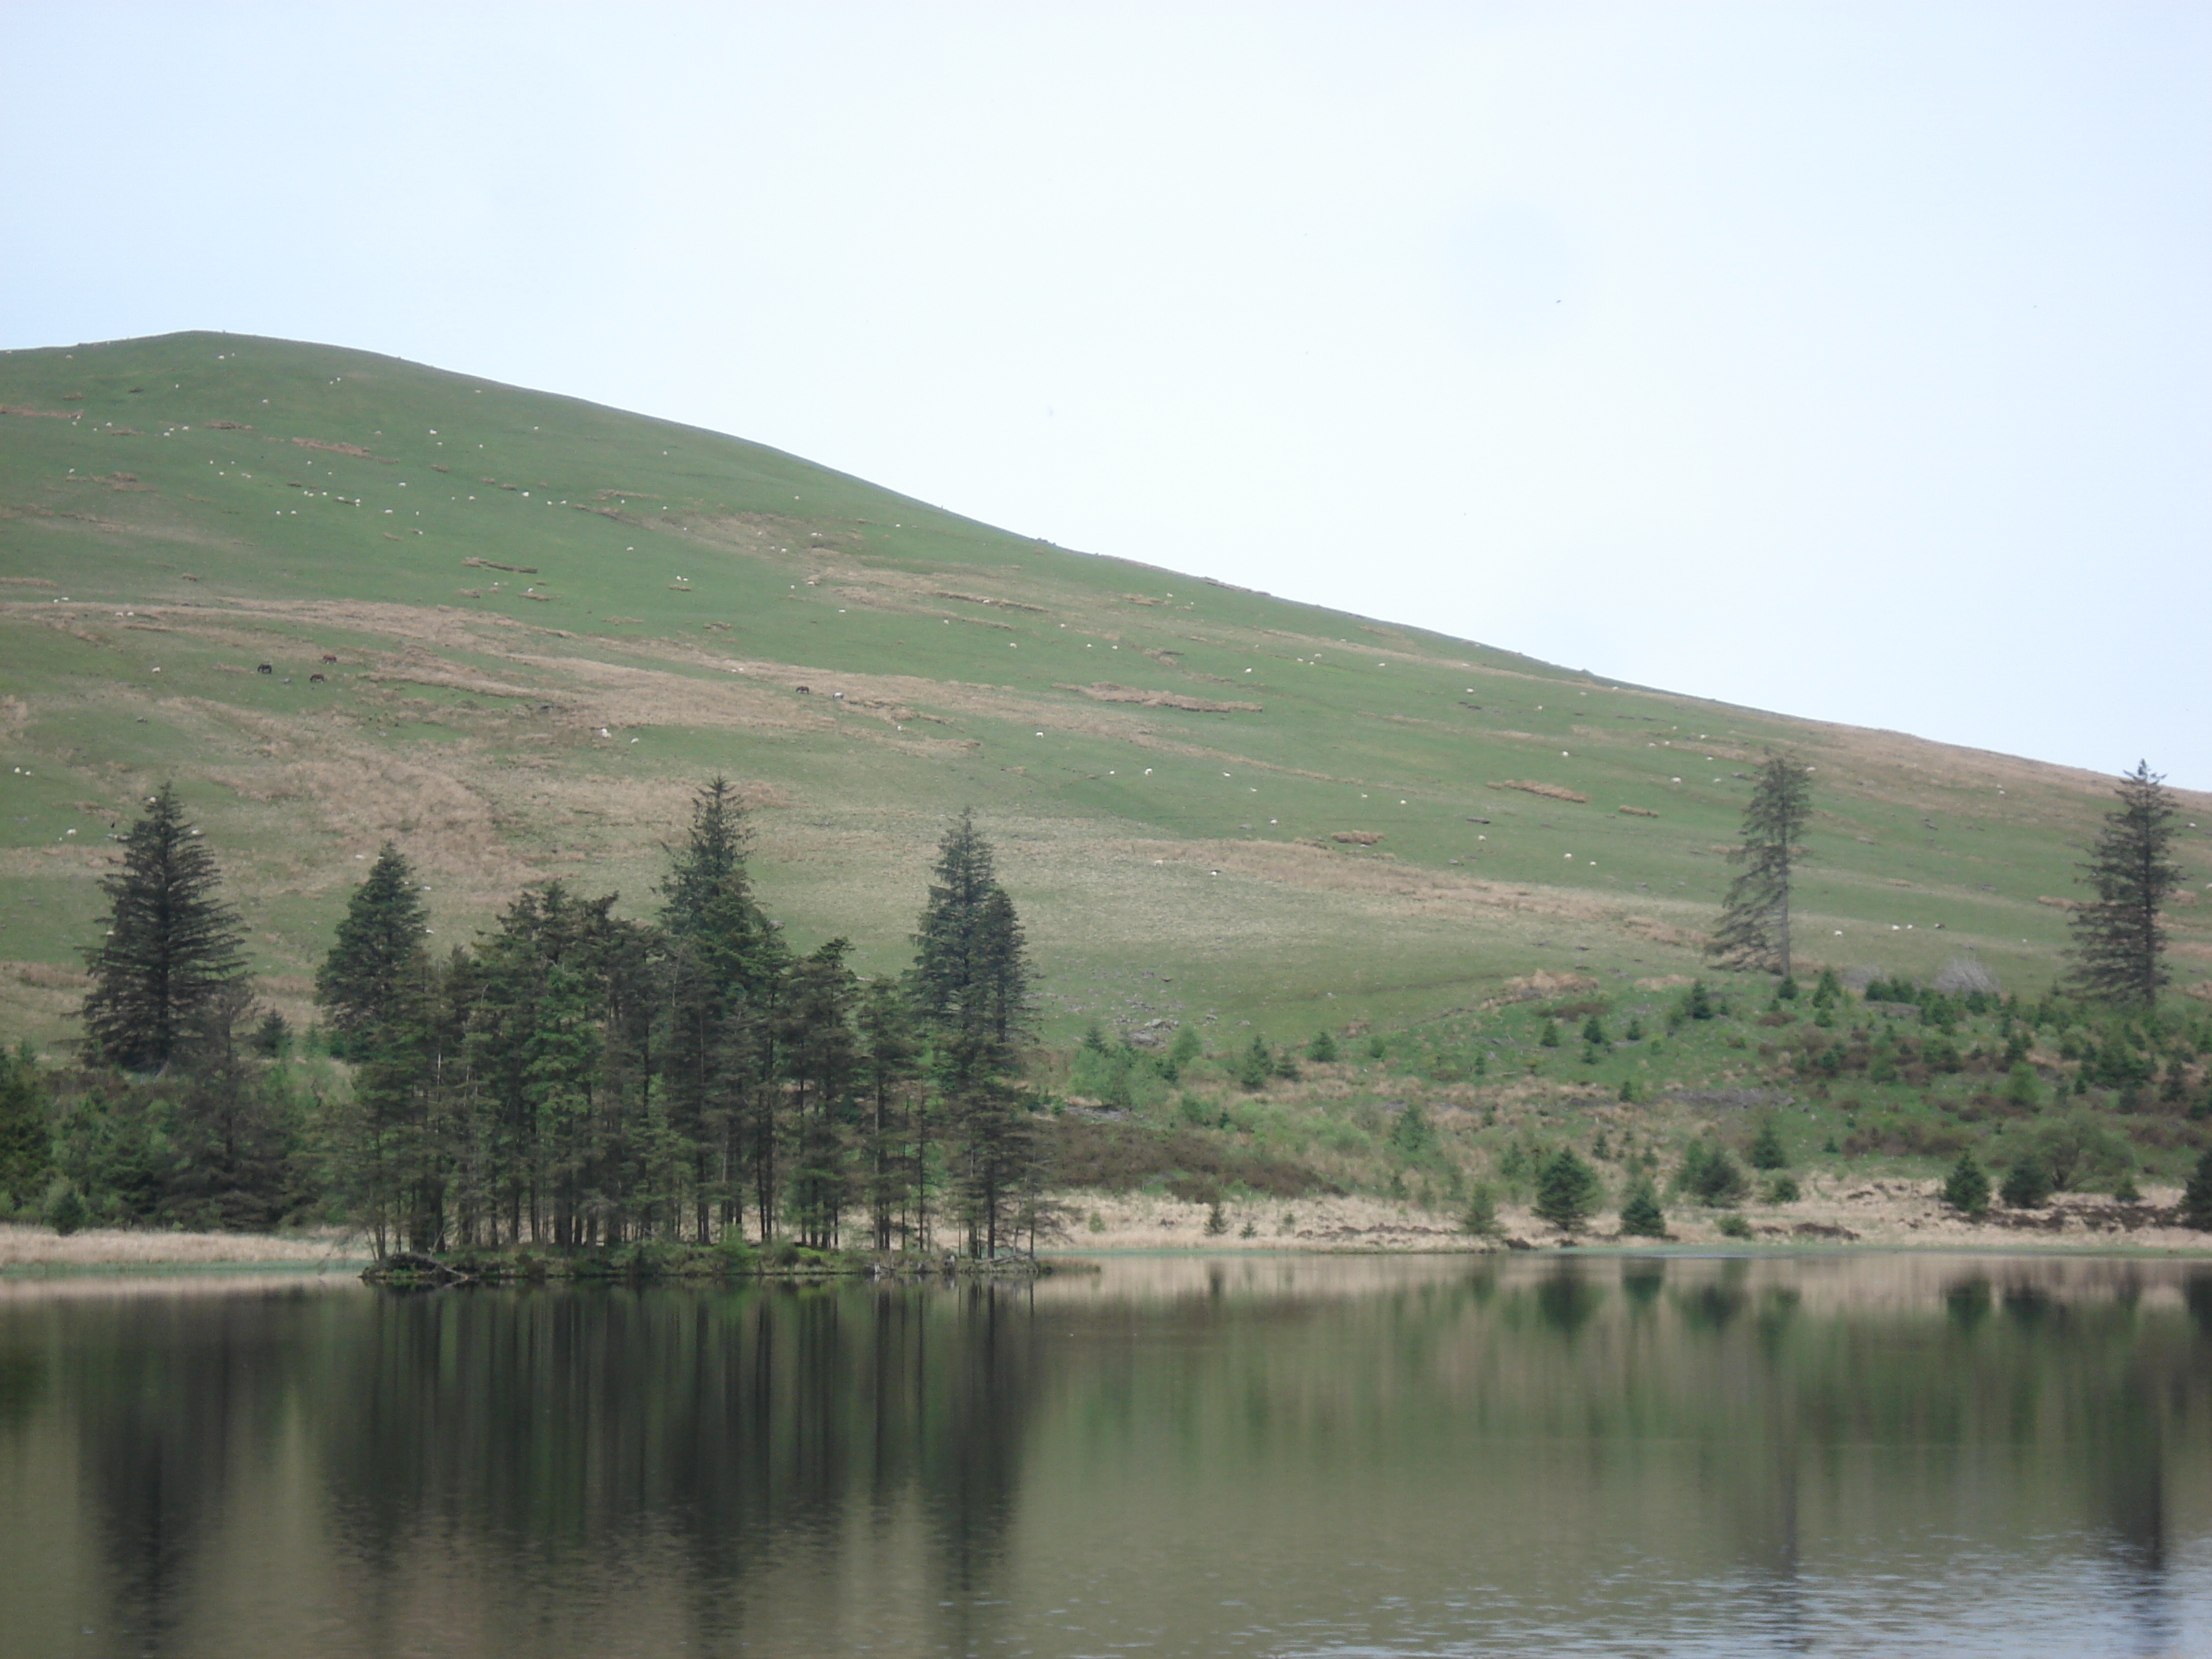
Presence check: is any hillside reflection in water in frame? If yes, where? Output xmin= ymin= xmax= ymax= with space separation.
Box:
xmin=2 ymin=1252 xmax=2209 ymax=1657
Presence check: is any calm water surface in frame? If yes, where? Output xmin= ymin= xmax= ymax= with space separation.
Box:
xmin=2 ymin=1251 xmax=2210 ymax=1657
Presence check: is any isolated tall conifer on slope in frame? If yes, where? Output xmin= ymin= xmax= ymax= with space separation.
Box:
xmin=81 ymin=784 xmax=247 ymax=1072
xmin=2066 ymin=761 xmax=2182 ymax=1008
xmin=1708 ymin=753 xmax=1813 ymax=978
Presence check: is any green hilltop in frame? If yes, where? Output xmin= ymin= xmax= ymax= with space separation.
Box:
xmin=2 ymin=330 xmax=2207 ymax=1049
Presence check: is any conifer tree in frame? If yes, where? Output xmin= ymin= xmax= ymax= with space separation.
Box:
xmin=1618 ymin=1178 xmax=1668 ymax=1238
xmin=2180 ymin=1148 xmax=2212 ymax=1232
xmin=779 ymin=939 xmax=859 ymax=1249
xmin=1708 ymin=753 xmax=1813 ymax=977
xmin=1533 ymin=1147 xmax=1602 ymax=1233
xmin=658 ymin=778 xmax=784 ymax=1241
xmin=855 ymin=976 xmax=922 ymax=1250
xmin=2065 ymin=761 xmax=2183 ymax=1008
xmin=81 ymin=784 xmax=248 ymax=1072
xmin=1748 ymin=1119 xmax=1789 ymax=1171
xmin=0 ymin=1045 xmax=51 ymax=1210
xmin=314 ymin=843 xmax=429 ymax=1048
xmin=913 ymin=811 xmax=1032 ymax=1068
xmin=1998 ymin=1153 xmax=2052 ymax=1210
xmin=1675 ymin=1139 xmax=1749 ymax=1206
xmin=1943 ymin=1151 xmax=1990 ymax=1218
xmin=911 ymin=810 xmax=1035 ymax=1255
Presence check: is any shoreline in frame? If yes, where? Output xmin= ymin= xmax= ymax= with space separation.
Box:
xmin=5 ymin=1175 xmax=2210 ymax=1277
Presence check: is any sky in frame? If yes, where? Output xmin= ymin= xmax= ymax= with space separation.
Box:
xmin=4 ymin=2 xmax=2207 ymax=788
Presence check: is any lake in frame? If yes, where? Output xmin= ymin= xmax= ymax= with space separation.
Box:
xmin=2 ymin=1251 xmax=2209 ymax=1657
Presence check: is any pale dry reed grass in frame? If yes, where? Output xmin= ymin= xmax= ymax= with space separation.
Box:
xmin=0 ymin=1223 xmax=367 ymax=1270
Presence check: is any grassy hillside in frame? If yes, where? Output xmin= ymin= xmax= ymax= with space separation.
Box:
xmin=3 ymin=331 xmax=2208 ymax=1056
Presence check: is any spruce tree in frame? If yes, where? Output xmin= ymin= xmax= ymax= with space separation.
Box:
xmin=856 ymin=976 xmax=921 ymax=1251
xmin=315 ymin=842 xmax=429 ymax=1047
xmin=913 ymin=811 xmax=1032 ymax=1066
xmin=778 ymin=939 xmax=859 ymax=1249
xmin=1943 ymin=1151 xmax=1990 ymax=1218
xmin=911 ymin=810 xmax=1035 ymax=1255
xmin=81 ymin=784 xmax=249 ymax=1072
xmin=1707 ymin=753 xmax=1813 ymax=977
xmin=1533 ymin=1147 xmax=1602 ymax=1233
xmin=1618 ymin=1178 xmax=1668 ymax=1238
xmin=2065 ymin=761 xmax=2183 ymax=1008
xmin=1460 ymin=1182 xmax=1500 ymax=1236
xmin=0 ymin=1045 xmax=51 ymax=1210
xmin=1748 ymin=1119 xmax=1789 ymax=1171
xmin=658 ymin=778 xmax=784 ymax=1242
xmin=2180 ymin=1148 xmax=2212 ymax=1232
xmin=1675 ymin=1138 xmax=1750 ymax=1206
xmin=1999 ymin=1154 xmax=2052 ymax=1210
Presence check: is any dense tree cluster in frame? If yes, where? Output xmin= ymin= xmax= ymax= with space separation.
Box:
xmin=49 ymin=780 xmax=1038 ymax=1255
xmin=310 ymin=785 xmax=1037 ymax=1258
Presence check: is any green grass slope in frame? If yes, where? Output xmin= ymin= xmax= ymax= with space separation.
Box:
xmin=3 ymin=331 xmax=2207 ymax=1048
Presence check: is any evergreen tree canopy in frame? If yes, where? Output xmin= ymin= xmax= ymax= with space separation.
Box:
xmin=660 ymin=777 xmax=782 ymax=999
xmin=911 ymin=810 xmax=1032 ymax=1071
xmin=1707 ymin=753 xmax=1813 ymax=977
xmin=1999 ymin=1154 xmax=2053 ymax=1210
xmin=2181 ymin=1148 xmax=2212 ymax=1232
xmin=1533 ymin=1147 xmax=1603 ymax=1233
xmin=0 ymin=1044 xmax=51 ymax=1209
xmin=1675 ymin=1139 xmax=1749 ymax=1207
xmin=81 ymin=784 xmax=248 ymax=1072
xmin=1943 ymin=1151 xmax=1990 ymax=1218
xmin=314 ymin=842 xmax=429 ymax=1042
xmin=1748 ymin=1119 xmax=1789 ymax=1171
xmin=2066 ymin=761 xmax=2183 ymax=1008
xmin=910 ymin=811 xmax=1035 ymax=1256
xmin=1618 ymin=1178 xmax=1668 ymax=1238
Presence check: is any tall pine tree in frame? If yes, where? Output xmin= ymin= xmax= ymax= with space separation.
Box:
xmin=778 ymin=939 xmax=859 ymax=1249
xmin=81 ymin=784 xmax=249 ymax=1072
xmin=2066 ymin=761 xmax=2183 ymax=1008
xmin=1707 ymin=753 xmax=1813 ymax=978
xmin=657 ymin=777 xmax=784 ymax=1242
xmin=315 ymin=842 xmax=430 ymax=1048
xmin=855 ymin=976 xmax=922 ymax=1251
xmin=911 ymin=810 xmax=1035 ymax=1256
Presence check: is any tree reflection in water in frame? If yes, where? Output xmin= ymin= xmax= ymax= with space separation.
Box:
xmin=4 ymin=1255 xmax=2211 ymax=1657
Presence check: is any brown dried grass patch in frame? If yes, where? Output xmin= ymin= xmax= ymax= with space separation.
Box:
xmin=1114 ymin=837 xmax=1603 ymax=922
xmin=14 ymin=962 xmax=89 ymax=991
xmin=1492 ymin=971 xmax=1601 ymax=1004
xmin=1055 ymin=683 xmax=1262 ymax=714
xmin=1490 ymin=779 xmax=1591 ymax=804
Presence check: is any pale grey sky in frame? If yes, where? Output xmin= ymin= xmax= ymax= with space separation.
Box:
xmin=5 ymin=2 xmax=2206 ymax=786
